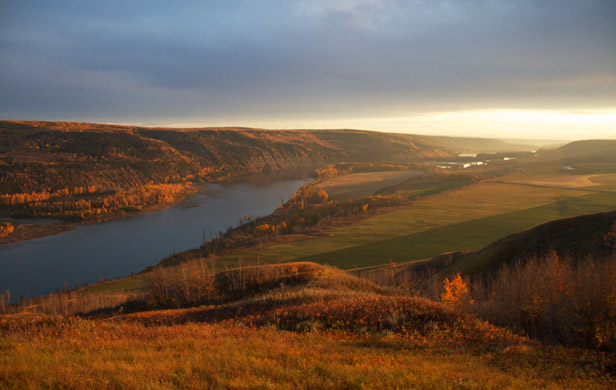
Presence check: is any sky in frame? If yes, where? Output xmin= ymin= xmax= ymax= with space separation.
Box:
xmin=1 ymin=0 xmax=615 ymax=140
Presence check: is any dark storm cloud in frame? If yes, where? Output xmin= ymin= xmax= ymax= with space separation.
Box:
xmin=1 ymin=0 xmax=614 ymax=123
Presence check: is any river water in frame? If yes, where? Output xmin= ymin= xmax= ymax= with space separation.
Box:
xmin=0 ymin=179 xmax=306 ymax=299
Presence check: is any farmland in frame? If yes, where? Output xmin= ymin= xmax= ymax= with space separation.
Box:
xmin=211 ymin=179 xmax=616 ymax=269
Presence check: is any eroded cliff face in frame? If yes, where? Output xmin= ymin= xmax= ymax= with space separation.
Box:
xmin=0 ymin=121 xmax=457 ymax=194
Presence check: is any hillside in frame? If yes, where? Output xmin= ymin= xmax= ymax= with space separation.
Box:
xmin=0 ymin=121 xmax=455 ymax=222
xmin=398 ymin=211 xmax=616 ymax=278
xmin=559 ymin=140 xmax=616 ymax=163
xmin=0 ymin=121 xmax=455 ymax=192
xmin=2 ymin=262 xmax=614 ymax=389
xmin=535 ymin=139 xmax=616 ymax=167
xmin=428 ymin=135 xmax=541 ymax=154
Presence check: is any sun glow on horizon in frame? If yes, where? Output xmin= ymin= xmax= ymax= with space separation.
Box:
xmin=403 ymin=109 xmax=616 ymax=140
xmin=151 ymin=108 xmax=616 ymax=141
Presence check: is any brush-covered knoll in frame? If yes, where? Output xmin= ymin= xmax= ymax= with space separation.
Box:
xmin=3 ymin=262 xmax=615 ymax=389
xmin=122 ymin=262 xmax=529 ymax=352
xmin=0 ymin=121 xmax=455 ymax=221
xmin=364 ymin=213 xmax=616 ymax=350
xmin=410 ymin=211 xmax=616 ymax=277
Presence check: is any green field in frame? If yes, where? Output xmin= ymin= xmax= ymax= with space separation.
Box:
xmin=302 ymin=191 xmax=616 ymax=268
xmin=214 ymin=180 xmax=615 ymax=269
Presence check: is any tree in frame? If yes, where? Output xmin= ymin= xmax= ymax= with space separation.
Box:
xmin=441 ymin=273 xmax=473 ymax=307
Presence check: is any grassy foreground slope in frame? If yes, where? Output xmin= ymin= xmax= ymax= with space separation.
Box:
xmin=2 ymin=263 xmax=614 ymax=390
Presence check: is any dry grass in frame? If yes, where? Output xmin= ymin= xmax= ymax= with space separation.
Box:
xmin=1 ymin=264 xmax=615 ymax=389
xmin=313 ymin=170 xmax=422 ymax=200
xmin=2 ymin=311 xmax=615 ymax=388
xmin=502 ymin=174 xmax=611 ymax=189
xmin=0 ymin=290 xmax=142 ymax=316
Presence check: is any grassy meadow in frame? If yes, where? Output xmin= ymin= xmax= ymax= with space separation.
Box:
xmin=211 ymin=179 xmax=616 ymax=269
xmin=3 ymin=318 xmax=614 ymax=390
xmin=2 ymin=264 xmax=615 ymax=390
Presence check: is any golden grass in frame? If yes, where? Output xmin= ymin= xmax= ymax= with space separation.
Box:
xmin=2 ymin=265 xmax=615 ymax=389
xmin=1 ymin=310 xmax=614 ymax=389
xmin=501 ymin=173 xmax=614 ymax=189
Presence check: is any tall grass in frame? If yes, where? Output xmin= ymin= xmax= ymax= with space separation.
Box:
xmin=148 ymin=258 xmax=217 ymax=308
xmin=1 ymin=260 xmax=324 ymax=316
xmin=0 ymin=290 xmax=142 ymax=316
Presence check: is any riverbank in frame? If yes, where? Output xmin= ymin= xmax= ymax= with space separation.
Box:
xmin=0 ymin=185 xmax=199 ymax=246
xmin=0 ymin=179 xmax=307 ymax=299
xmin=0 ymin=168 xmax=317 ymax=246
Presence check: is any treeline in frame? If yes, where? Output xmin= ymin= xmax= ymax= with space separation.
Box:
xmin=310 ymin=162 xmax=427 ymax=180
xmin=0 ymin=185 xmax=100 ymax=207
xmin=470 ymin=252 xmax=616 ymax=351
xmin=158 ymin=185 xmax=410 ymax=268
xmin=2 ymin=183 xmax=190 ymax=220
xmin=197 ymin=185 xmax=408 ymax=258
xmin=360 ymin=246 xmax=616 ymax=351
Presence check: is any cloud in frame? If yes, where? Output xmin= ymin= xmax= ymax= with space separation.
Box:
xmin=0 ymin=0 xmax=614 ymax=138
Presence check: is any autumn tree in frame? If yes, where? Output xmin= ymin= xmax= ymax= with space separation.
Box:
xmin=441 ymin=273 xmax=473 ymax=308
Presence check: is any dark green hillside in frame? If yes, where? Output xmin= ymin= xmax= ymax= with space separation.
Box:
xmin=407 ymin=211 xmax=616 ymax=278
xmin=535 ymin=139 xmax=616 ymax=166
xmin=559 ymin=140 xmax=616 ymax=163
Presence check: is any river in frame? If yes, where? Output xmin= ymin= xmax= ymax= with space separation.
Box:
xmin=0 ymin=179 xmax=306 ymax=299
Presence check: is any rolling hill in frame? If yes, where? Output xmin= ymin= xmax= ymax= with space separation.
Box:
xmin=0 ymin=121 xmax=459 ymax=221
xmin=2 ymin=261 xmax=614 ymax=389
xmin=0 ymin=121 xmax=456 ymax=194
xmin=398 ymin=210 xmax=616 ymax=278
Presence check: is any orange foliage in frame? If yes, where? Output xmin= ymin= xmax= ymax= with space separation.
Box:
xmin=254 ymin=224 xmax=274 ymax=236
xmin=0 ymin=223 xmax=14 ymax=238
xmin=0 ymin=186 xmax=100 ymax=207
xmin=1 ymin=183 xmax=189 ymax=219
xmin=441 ymin=273 xmax=473 ymax=307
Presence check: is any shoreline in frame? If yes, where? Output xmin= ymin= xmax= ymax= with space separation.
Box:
xmin=0 ymin=171 xmax=312 ymax=246
xmin=0 ymin=185 xmax=199 ymax=246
